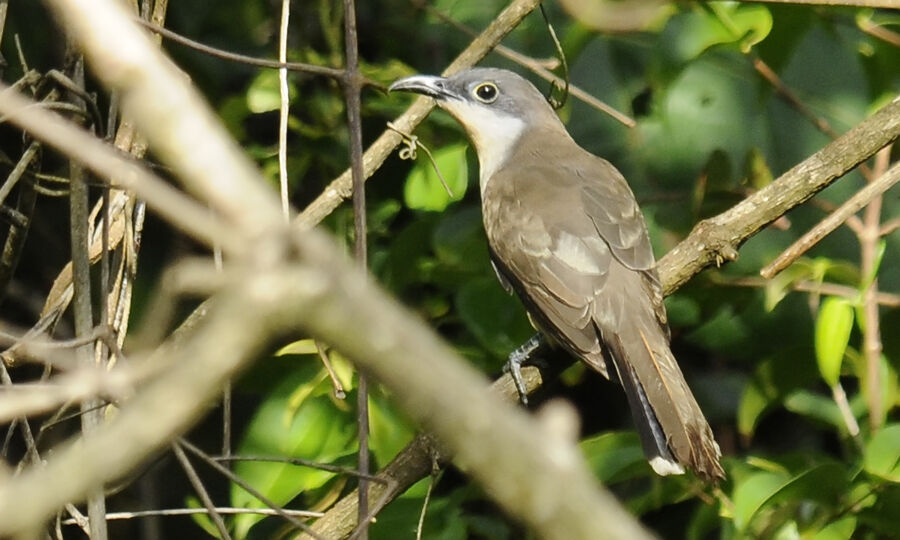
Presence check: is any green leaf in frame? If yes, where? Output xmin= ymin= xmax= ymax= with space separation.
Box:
xmin=864 ymin=423 xmax=900 ymax=482
xmin=737 ymin=351 xmax=818 ymax=438
xmin=814 ymin=516 xmax=857 ymax=540
xmin=185 ymin=496 xmax=221 ymax=538
xmin=275 ymin=338 xmax=318 ymax=356
xmin=814 ymin=297 xmax=854 ymax=387
xmin=431 ymin=206 xmax=490 ymax=277
xmin=404 ymin=143 xmax=468 ymax=211
xmin=231 ymin=372 xmax=356 ymax=539
xmin=246 ymin=70 xmax=297 ymax=113
xmin=733 ymin=471 xmax=789 ymax=531
xmin=733 ymin=463 xmax=847 ymax=533
xmin=455 ymin=277 xmax=533 ymax=359
xmin=661 ymin=5 xmax=773 ymax=64
xmin=369 ymin=392 xmax=415 ymax=469
xmin=579 ymin=431 xmax=648 ymax=483
xmin=783 ymin=390 xmax=844 ymax=430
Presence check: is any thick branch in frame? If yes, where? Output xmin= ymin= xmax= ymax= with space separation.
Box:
xmin=658 ymin=94 xmax=900 ymax=295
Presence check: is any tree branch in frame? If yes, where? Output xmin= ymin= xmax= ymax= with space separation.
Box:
xmin=658 ymin=94 xmax=900 ymax=295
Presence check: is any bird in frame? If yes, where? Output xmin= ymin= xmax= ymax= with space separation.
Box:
xmin=389 ymin=68 xmax=724 ymax=481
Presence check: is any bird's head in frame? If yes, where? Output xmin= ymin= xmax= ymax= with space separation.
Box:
xmin=389 ymin=68 xmax=567 ymax=182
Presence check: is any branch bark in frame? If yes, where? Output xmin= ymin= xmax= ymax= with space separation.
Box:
xmin=657 ymin=94 xmax=900 ymax=295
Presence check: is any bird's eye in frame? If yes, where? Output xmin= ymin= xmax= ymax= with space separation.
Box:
xmin=474 ymin=82 xmax=498 ymax=103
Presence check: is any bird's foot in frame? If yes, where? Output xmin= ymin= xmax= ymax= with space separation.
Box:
xmin=504 ymin=333 xmax=544 ymax=406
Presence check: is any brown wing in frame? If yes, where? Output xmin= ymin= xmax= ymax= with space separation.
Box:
xmin=481 ymin=144 xmax=655 ymax=378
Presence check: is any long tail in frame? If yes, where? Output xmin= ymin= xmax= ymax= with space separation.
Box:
xmin=602 ymin=319 xmax=724 ymax=482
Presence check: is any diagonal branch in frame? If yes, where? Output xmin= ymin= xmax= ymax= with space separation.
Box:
xmin=657 ymin=94 xmax=900 ymax=295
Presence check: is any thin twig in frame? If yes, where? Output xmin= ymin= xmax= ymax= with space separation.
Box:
xmin=860 ymin=147 xmax=889 ymax=430
xmin=0 ymin=84 xmax=245 ymax=255
xmin=278 ymin=0 xmax=291 ymax=222
xmin=179 ymin=439 xmax=326 ymax=540
xmin=64 ymin=47 xmax=109 ymax=540
xmin=341 ymin=0 xmax=371 ymax=535
xmin=61 ymin=507 xmax=324 ymax=524
xmin=760 ymin=159 xmax=900 ymax=278
xmin=858 ymin=16 xmax=900 ymax=48
xmin=134 ymin=18 xmax=371 ymax=85
xmin=712 ymin=275 xmax=900 ymax=308
xmin=214 ymin=455 xmax=388 ymax=482
xmin=315 ymin=342 xmax=346 ymax=399
xmin=172 ymin=442 xmax=231 ymax=540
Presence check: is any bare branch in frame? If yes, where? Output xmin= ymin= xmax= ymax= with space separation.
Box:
xmin=658 ymin=94 xmax=900 ymax=295
xmin=760 ymin=159 xmax=900 ymax=279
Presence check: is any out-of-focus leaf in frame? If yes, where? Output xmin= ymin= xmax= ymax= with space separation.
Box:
xmin=849 ymin=352 xmax=897 ymax=429
xmin=686 ymin=304 xmax=749 ymax=353
xmin=783 ymin=390 xmax=844 ymax=430
xmin=369 ymin=392 xmax=415 ymax=469
xmin=404 ymin=143 xmax=468 ymax=211
xmin=813 ymin=516 xmax=857 ymax=540
xmin=860 ymin=239 xmax=887 ymax=293
xmin=733 ymin=470 xmax=790 ymax=532
xmin=275 ymin=338 xmax=318 ymax=356
xmin=733 ymin=463 xmax=849 ymax=536
xmin=232 ymin=372 xmax=355 ymax=539
xmin=864 ymin=423 xmax=900 ymax=482
xmin=815 ymin=297 xmax=854 ymax=387
xmin=686 ymin=498 xmax=721 ymax=540
xmin=664 ymin=293 xmax=701 ymax=328
xmin=456 ymin=277 xmax=533 ymax=359
xmin=246 ymin=69 xmax=297 ymax=113
xmin=639 ymin=59 xmax=760 ymax=185
xmin=661 ymin=5 xmax=772 ymax=64
xmin=764 ymin=263 xmax=812 ymax=311
xmin=558 ymin=0 xmax=674 ymax=32
xmin=378 ymin=216 xmax=438 ymax=292
xmin=186 ymin=496 xmax=220 ymax=538
xmin=431 ymin=206 xmax=490 ymax=278
xmin=579 ymin=431 xmax=648 ymax=483
xmin=737 ymin=352 xmax=818 ymax=438
xmin=745 ymin=147 xmax=774 ymax=189
xmin=371 ymin=488 xmax=470 ymax=540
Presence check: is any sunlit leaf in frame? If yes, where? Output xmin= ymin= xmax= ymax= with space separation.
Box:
xmin=558 ymin=0 xmax=674 ymax=32
xmin=246 ymin=69 xmax=297 ymax=113
xmin=815 ymin=297 xmax=854 ymax=387
xmin=231 ymin=371 xmax=356 ymax=539
xmin=813 ymin=516 xmax=857 ymax=540
xmin=404 ymin=143 xmax=468 ymax=211
xmin=864 ymin=423 xmax=900 ymax=482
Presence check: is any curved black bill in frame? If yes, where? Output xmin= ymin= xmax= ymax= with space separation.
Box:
xmin=388 ymin=75 xmax=457 ymax=101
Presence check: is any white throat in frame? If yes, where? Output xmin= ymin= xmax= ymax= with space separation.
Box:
xmin=441 ymin=101 xmax=526 ymax=194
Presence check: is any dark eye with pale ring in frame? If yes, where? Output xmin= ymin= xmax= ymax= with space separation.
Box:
xmin=474 ymin=82 xmax=498 ymax=103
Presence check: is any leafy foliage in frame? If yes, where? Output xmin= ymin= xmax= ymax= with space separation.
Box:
xmin=174 ymin=1 xmax=899 ymax=538
xmin=2 ymin=0 xmax=897 ymax=538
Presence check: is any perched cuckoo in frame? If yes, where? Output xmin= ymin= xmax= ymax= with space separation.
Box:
xmin=389 ymin=68 xmax=724 ymax=481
